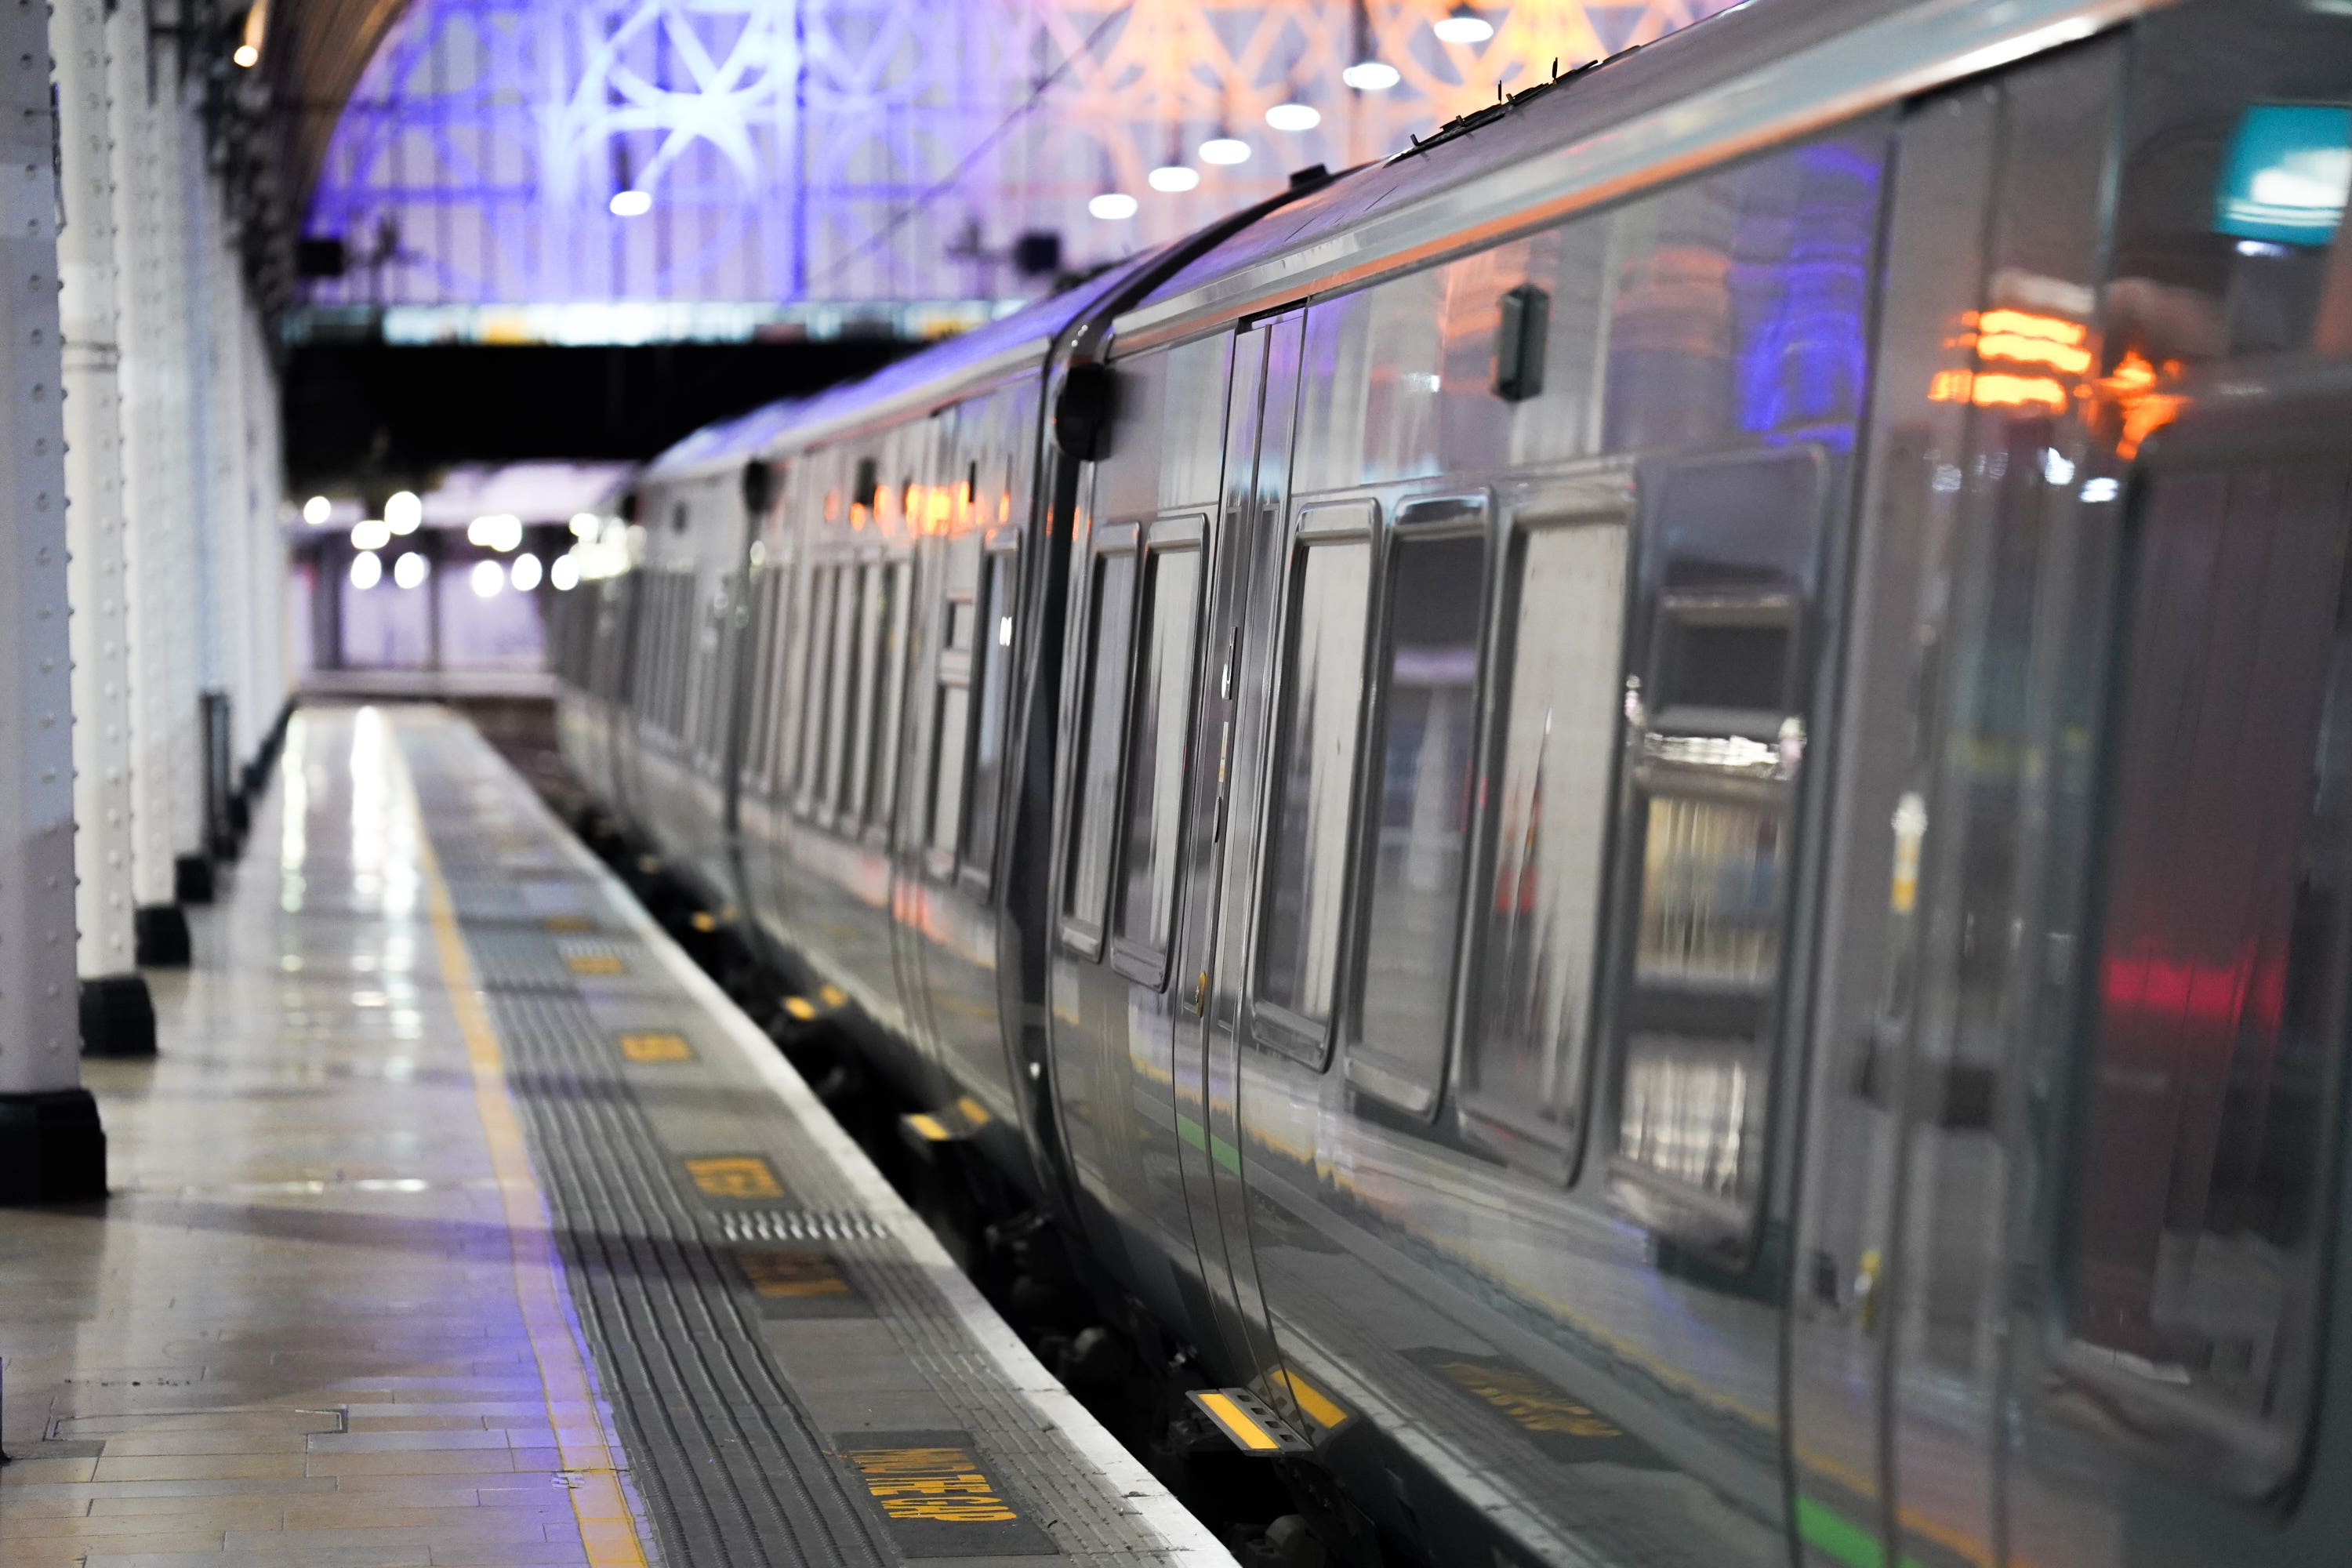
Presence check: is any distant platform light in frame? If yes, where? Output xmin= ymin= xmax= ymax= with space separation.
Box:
xmin=1265 ymin=102 xmax=1320 ymax=132
xmin=569 ymin=512 xmax=601 ymax=540
xmin=1148 ymin=165 xmax=1200 ymax=194
xmin=550 ymin=554 xmax=581 ymax=591
xmin=609 ymin=189 xmax=652 ymax=217
xmin=350 ymin=552 xmax=383 ymax=590
xmin=385 ymin=489 xmax=423 ymax=534
xmin=466 ymin=513 xmax=524 ymax=552
xmin=511 ymin=553 xmax=544 ymax=592
xmin=392 ymin=552 xmax=429 ymax=590
xmin=233 ymin=43 xmax=259 ymax=67
xmin=303 ymin=495 xmax=333 ymax=526
xmin=472 ymin=559 xmax=506 ymax=598
xmin=1200 ymin=137 xmax=1251 ymax=166
xmin=350 ymin=519 xmax=390 ymax=551
xmin=1342 ymin=61 xmax=1400 ymax=91
xmin=1088 ymin=192 xmax=1139 ymax=221
xmin=1434 ymin=8 xmax=1494 ymax=44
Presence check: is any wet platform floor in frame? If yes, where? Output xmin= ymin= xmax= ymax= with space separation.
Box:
xmin=0 ymin=706 xmax=1221 ymax=1568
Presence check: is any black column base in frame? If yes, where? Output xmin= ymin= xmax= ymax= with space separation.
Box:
xmin=0 ymin=1089 xmax=107 ymax=1203
xmin=79 ymin=975 xmax=157 ymax=1058
xmin=174 ymin=854 xmax=216 ymax=905
xmin=135 ymin=905 xmax=191 ymax=967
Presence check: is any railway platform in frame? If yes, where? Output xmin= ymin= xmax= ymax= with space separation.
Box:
xmin=0 ymin=705 xmax=1224 ymax=1568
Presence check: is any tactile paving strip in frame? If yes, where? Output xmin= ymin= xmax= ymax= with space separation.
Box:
xmin=484 ymin=984 xmax=895 ymax=1568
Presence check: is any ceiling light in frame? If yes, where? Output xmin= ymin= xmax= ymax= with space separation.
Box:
xmin=471 ymin=560 xmax=506 ymax=598
xmin=303 ymin=495 xmax=332 ymax=526
xmin=550 ymin=554 xmax=581 ymax=591
xmin=510 ymin=553 xmax=543 ymax=592
xmin=569 ymin=512 xmax=600 ymax=540
xmin=1148 ymin=165 xmax=1200 ymax=193
xmin=1088 ymin=192 xmax=1138 ymax=220
xmin=1199 ymin=137 xmax=1250 ymax=166
xmin=349 ymin=552 xmax=382 ymax=590
xmin=608 ymin=189 xmax=652 ymax=217
xmin=350 ymin=519 xmax=390 ymax=551
xmin=391 ymin=552 xmax=428 ymax=590
xmin=233 ymin=43 xmax=258 ymax=67
xmin=1265 ymin=102 xmax=1320 ymax=132
xmin=1342 ymin=61 xmax=1400 ymax=91
xmin=1433 ymin=8 xmax=1494 ymax=43
xmin=385 ymin=489 xmax=422 ymax=534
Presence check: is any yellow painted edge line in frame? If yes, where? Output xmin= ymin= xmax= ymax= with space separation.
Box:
xmin=1196 ymin=1391 xmax=1279 ymax=1453
xmin=395 ymin=720 xmax=652 ymax=1568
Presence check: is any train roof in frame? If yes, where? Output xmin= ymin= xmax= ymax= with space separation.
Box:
xmin=641 ymin=397 xmax=808 ymax=482
xmin=1109 ymin=0 xmax=2175 ymax=357
xmin=755 ymin=250 xmax=1167 ymax=458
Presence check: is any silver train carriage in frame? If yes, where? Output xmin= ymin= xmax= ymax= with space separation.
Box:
xmin=549 ymin=0 xmax=2352 ymax=1563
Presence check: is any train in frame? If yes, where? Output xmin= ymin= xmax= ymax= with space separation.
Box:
xmin=546 ymin=0 xmax=2352 ymax=1563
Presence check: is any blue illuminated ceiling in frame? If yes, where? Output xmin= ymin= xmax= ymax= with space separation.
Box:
xmin=303 ymin=1 xmax=1737 ymax=318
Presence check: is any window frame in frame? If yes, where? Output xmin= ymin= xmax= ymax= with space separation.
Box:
xmin=1057 ymin=521 xmax=1145 ymax=960
xmin=793 ymin=561 xmax=839 ymax=819
xmin=1452 ymin=470 xmax=1639 ymax=1179
xmin=957 ymin=533 xmax=1023 ymax=895
xmin=1338 ymin=492 xmax=1494 ymax=1120
xmin=925 ymin=550 xmax=984 ymax=880
xmin=1106 ymin=512 xmax=1210 ymax=990
xmin=1244 ymin=499 xmax=1379 ymax=1069
xmin=865 ymin=554 xmax=913 ymax=844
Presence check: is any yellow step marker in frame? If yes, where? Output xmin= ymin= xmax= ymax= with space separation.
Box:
xmin=617 ymin=1032 xmax=692 ymax=1063
xmin=542 ymin=913 xmax=594 ymax=932
xmin=564 ymin=952 xmax=625 ymax=976
xmin=1187 ymin=1388 xmax=1310 ymax=1455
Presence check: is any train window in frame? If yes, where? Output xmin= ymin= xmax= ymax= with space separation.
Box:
xmin=821 ymin=566 xmax=860 ymax=821
xmin=797 ymin=564 xmax=837 ymax=808
xmin=1348 ymin=514 xmax=1488 ymax=1114
xmin=927 ymin=552 xmax=983 ymax=867
xmin=1254 ymin=517 xmax=1374 ymax=1058
xmin=1112 ymin=527 xmax=1205 ymax=978
xmin=964 ymin=546 xmax=1018 ymax=882
xmin=744 ymin=570 xmax=782 ymax=789
xmin=1062 ymin=539 xmax=1140 ymax=949
xmin=2062 ymin=446 xmax=2352 ymax=1486
xmin=845 ymin=563 xmax=887 ymax=822
xmin=1461 ymin=506 xmax=1629 ymax=1158
xmin=867 ymin=559 xmax=910 ymax=833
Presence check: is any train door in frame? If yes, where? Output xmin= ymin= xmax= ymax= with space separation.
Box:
xmin=1165 ymin=314 xmax=1304 ymax=1388
xmin=1785 ymin=37 xmax=2128 ymax=1568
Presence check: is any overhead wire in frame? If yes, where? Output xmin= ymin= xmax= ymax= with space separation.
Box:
xmin=813 ymin=1 xmax=1139 ymax=289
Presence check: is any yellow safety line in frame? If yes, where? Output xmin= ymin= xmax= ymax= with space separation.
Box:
xmin=394 ymin=718 xmax=652 ymax=1568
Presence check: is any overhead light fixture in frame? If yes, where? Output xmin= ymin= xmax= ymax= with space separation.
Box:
xmin=1265 ymin=101 xmax=1321 ymax=132
xmin=303 ymin=495 xmax=332 ymax=526
xmin=385 ymin=489 xmax=422 ymax=534
xmin=511 ymin=553 xmax=544 ymax=591
xmin=1342 ymin=61 xmax=1400 ymax=91
xmin=608 ymin=189 xmax=652 ymax=217
xmin=233 ymin=43 xmax=259 ymax=67
xmin=569 ymin=512 xmax=600 ymax=540
xmin=391 ymin=552 xmax=429 ymax=590
xmin=471 ymin=560 xmax=506 ymax=598
xmin=550 ymin=554 xmax=581 ymax=591
xmin=1433 ymin=6 xmax=1494 ymax=43
xmin=1148 ymin=165 xmax=1200 ymax=193
xmin=349 ymin=551 xmax=383 ymax=590
xmin=1088 ymin=192 xmax=1138 ymax=220
xmin=350 ymin=519 xmax=390 ymax=551
xmin=1199 ymin=137 xmax=1250 ymax=166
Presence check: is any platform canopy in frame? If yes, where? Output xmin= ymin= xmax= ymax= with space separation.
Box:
xmin=288 ymin=0 xmax=1735 ymax=341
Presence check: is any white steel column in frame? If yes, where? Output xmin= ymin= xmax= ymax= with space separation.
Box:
xmin=0 ymin=0 xmax=105 ymax=1199
xmin=53 ymin=0 xmax=153 ymax=1056
xmin=110 ymin=5 xmax=205 ymax=944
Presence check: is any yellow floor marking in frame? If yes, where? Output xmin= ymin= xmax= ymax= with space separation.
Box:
xmin=618 ymin=1032 xmax=694 ymax=1063
xmin=398 ymin=725 xmax=652 ymax=1568
xmin=543 ymin=914 xmax=596 ymax=932
xmin=685 ymin=1155 xmax=785 ymax=1200
xmin=565 ymin=952 xmax=627 ymax=976
xmin=739 ymin=1250 xmax=853 ymax=1298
